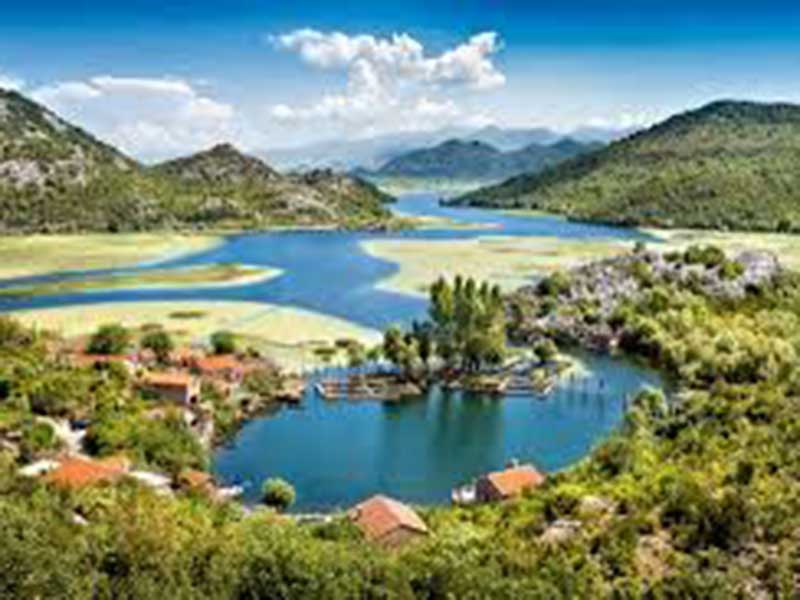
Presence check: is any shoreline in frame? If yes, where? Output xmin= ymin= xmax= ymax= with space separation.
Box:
xmin=0 ymin=264 xmax=283 ymax=298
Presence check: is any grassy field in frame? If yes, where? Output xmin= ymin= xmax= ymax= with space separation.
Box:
xmin=390 ymin=211 xmax=500 ymax=231
xmin=362 ymin=235 xmax=630 ymax=296
xmin=368 ymin=176 xmax=491 ymax=197
xmin=364 ymin=217 xmax=800 ymax=298
xmin=10 ymin=301 xmax=381 ymax=372
xmin=0 ymin=233 xmax=222 ymax=279
xmin=645 ymin=228 xmax=800 ymax=270
xmin=0 ymin=264 xmax=280 ymax=298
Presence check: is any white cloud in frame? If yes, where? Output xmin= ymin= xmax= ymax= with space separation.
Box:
xmin=268 ymin=29 xmax=504 ymax=137
xmin=273 ymin=29 xmax=505 ymax=90
xmin=31 ymin=76 xmax=237 ymax=161
xmin=0 ymin=72 xmax=24 ymax=91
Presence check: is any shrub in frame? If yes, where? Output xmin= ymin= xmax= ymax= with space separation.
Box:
xmin=719 ymin=259 xmax=745 ymax=280
xmin=141 ymin=330 xmax=174 ymax=363
xmin=537 ymin=272 xmax=571 ymax=297
xmin=683 ymin=245 xmax=726 ymax=268
xmin=262 ymin=478 xmax=296 ymax=511
xmin=210 ymin=331 xmax=236 ymax=355
xmin=533 ymin=339 xmax=558 ymax=363
xmin=20 ymin=421 xmax=59 ymax=460
xmin=87 ymin=323 xmax=130 ymax=355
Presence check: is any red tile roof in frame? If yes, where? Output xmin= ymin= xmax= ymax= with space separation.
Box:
xmin=46 ymin=456 xmax=129 ymax=489
xmin=170 ymin=347 xmax=201 ymax=364
xmin=193 ymin=355 xmax=243 ymax=373
xmin=486 ymin=465 xmax=545 ymax=498
xmin=180 ymin=469 xmax=214 ymax=491
xmin=350 ymin=495 xmax=428 ymax=541
xmin=143 ymin=372 xmax=196 ymax=389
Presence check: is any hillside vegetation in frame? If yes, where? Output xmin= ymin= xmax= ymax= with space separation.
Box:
xmin=370 ymin=138 xmax=598 ymax=181
xmin=456 ymin=101 xmax=800 ymax=232
xmin=2 ymin=245 xmax=800 ymax=596
xmin=0 ymin=90 xmax=392 ymax=233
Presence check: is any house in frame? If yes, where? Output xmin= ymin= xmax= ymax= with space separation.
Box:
xmin=179 ymin=469 xmax=216 ymax=494
xmin=349 ymin=495 xmax=429 ymax=548
xmin=18 ymin=458 xmax=60 ymax=478
xmin=141 ymin=372 xmax=201 ymax=405
xmin=476 ymin=464 xmax=545 ymax=502
xmin=169 ymin=347 xmax=202 ymax=368
xmin=129 ymin=470 xmax=173 ymax=496
xmin=191 ymin=355 xmax=245 ymax=383
xmin=46 ymin=456 xmax=130 ymax=489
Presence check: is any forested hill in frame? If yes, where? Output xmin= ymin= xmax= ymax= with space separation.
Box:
xmin=371 ymin=137 xmax=598 ymax=180
xmin=454 ymin=100 xmax=800 ymax=232
xmin=0 ymin=89 xmax=392 ymax=233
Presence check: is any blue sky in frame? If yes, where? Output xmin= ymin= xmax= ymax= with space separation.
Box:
xmin=3 ymin=1 xmax=800 ymax=159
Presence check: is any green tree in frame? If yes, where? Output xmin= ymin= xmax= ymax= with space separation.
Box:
xmin=346 ymin=341 xmax=367 ymax=369
xmin=210 ymin=330 xmax=236 ymax=355
xmin=141 ymin=329 xmax=174 ymax=363
xmin=262 ymin=478 xmax=296 ymax=511
xmin=87 ymin=323 xmax=131 ymax=355
xmin=534 ymin=339 xmax=559 ymax=363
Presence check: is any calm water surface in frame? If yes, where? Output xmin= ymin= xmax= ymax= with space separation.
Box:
xmin=0 ymin=193 xmax=660 ymax=510
xmin=215 ymin=352 xmax=660 ymax=510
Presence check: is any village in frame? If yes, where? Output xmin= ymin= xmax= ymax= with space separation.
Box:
xmin=10 ymin=325 xmax=306 ymax=501
xmin=0 ymin=312 xmax=564 ymax=550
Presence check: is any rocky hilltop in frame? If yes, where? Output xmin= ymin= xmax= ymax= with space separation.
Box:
xmin=0 ymin=89 xmax=392 ymax=233
xmin=152 ymin=143 xmax=280 ymax=185
xmin=509 ymin=244 xmax=782 ymax=352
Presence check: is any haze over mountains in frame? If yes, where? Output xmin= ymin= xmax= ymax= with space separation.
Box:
xmin=262 ymin=124 xmax=631 ymax=171
xmin=366 ymin=138 xmax=601 ymax=181
xmin=0 ymin=89 xmax=392 ymax=233
xmin=455 ymin=100 xmax=800 ymax=232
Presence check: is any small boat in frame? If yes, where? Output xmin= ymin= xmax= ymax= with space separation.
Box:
xmin=451 ymin=483 xmax=477 ymax=505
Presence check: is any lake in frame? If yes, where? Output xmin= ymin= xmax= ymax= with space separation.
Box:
xmin=215 ymin=352 xmax=660 ymax=510
xmin=0 ymin=193 xmax=660 ymax=510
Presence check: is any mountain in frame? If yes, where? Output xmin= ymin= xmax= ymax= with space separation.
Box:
xmin=262 ymin=125 xmax=629 ymax=172
xmin=153 ymin=142 xmax=281 ymax=184
xmin=262 ymin=127 xmax=473 ymax=171
xmin=454 ymin=100 xmax=800 ymax=232
xmin=463 ymin=125 xmax=561 ymax=150
xmin=370 ymin=137 xmax=601 ymax=181
xmin=0 ymin=89 xmax=392 ymax=232
xmin=149 ymin=145 xmax=393 ymax=228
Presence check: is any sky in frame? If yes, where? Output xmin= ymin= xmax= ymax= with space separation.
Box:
xmin=2 ymin=0 xmax=800 ymax=161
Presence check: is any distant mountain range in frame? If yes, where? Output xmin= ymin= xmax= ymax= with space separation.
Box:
xmin=454 ymin=100 xmax=800 ymax=232
xmin=362 ymin=138 xmax=601 ymax=181
xmin=262 ymin=124 xmax=632 ymax=171
xmin=0 ymin=89 xmax=392 ymax=233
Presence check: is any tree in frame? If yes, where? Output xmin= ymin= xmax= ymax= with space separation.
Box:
xmin=141 ymin=329 xmax=174 ymax=363
xmin=534 ymin=339 xmax=559 ymax=363
xmin=87 ymin=323 xmax=130 ymax=355
xmin=210 ymin=330 xmax=236 ymax=355
xmin=19 ymin=420 xmax=59 ymax=461
xmin=411 ymin=320 xmax=434 ymax=367
xmin=382 ymin=326 xmax=422 ymax=377
xmin=346 ymin=341 xmax=367 ymax=369
xmin=262 ymin=478 xmax=296 ymax=511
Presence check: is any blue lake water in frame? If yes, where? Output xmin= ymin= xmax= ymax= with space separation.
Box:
xmin=216 ymin=352 xmax=660 ymax=510
xmin=0 ymin=193 xmax=660 ymax=510
xmin=0 ymin=193 xmax=648 ymax=329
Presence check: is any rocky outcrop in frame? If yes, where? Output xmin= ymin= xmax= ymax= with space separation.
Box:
xmin=509 ymin=247 xmax=782 ymax=351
